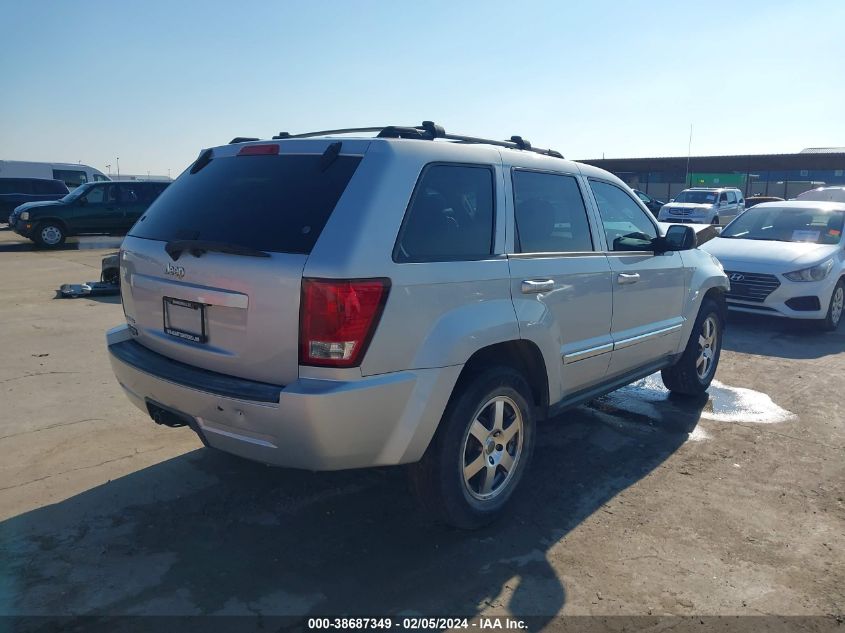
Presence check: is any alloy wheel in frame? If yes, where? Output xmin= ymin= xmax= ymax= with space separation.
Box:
xmin=831 ymin=286 xmax=844 ymax=327
xmin=462 ymin=395 xmax=524 ymax=501
xmin=696 ymin=315 xmax=718 ymax=380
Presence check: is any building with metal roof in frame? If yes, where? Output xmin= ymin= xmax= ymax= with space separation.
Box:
xmin=580 ymin=150 xmax=845 ymax=201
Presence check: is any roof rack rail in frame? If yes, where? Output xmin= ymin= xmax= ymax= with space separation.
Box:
xmin=267 ymin=122 xmax=564 ymax=158
xmin=229 ymin=137 xmax=260 ymax=144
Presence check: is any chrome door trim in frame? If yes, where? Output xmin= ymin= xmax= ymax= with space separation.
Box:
xmin=508 ymin=251 xmax=605 ymax=259
xmin=613 ymin=322 xmax=683 ymax=351
xmin=563 ymin=342 xmax=614 ymax=365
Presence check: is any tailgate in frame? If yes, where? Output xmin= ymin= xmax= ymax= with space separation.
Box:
xmin=121 ymin=235 xmax=305 ymax=385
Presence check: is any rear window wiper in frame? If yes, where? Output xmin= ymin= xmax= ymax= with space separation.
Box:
xmin=165 ymin=240 xmax=271 ymax=261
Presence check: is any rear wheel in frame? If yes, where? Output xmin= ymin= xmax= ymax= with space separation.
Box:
xmin=408 ymin=366 xmax=535 ymax=529
xmin=34 ymin=222 xmax=66 ymax=248
xmin=818 ymin=280 xmax=844 ymax=331
xmin=661 ymin=297 xmax=723 ymax=395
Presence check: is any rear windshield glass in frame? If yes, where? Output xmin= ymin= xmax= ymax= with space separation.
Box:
xmin=129 ymin=153 xmax=362 ymax=254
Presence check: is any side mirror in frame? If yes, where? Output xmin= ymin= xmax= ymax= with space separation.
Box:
xmin=655 ymin=225 xmax=696 ymax=252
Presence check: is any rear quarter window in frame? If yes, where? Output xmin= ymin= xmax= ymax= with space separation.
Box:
xmin=129 ymin=153 xmax=361 ymax=254
xmin=394 ymin=163 xmax=494 ymax=262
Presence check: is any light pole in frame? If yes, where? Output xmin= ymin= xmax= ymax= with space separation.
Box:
xmin=105 ymin=164 xmax=111 ymax=177
xmin=116 ymin=157 xmax=120 ymax=179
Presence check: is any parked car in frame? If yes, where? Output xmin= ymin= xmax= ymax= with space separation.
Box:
xmin=1 ymin=178 xmax=69 ymax=220
xmin=796 ymin=186 xmax=845 ymax=203
xmin=632 ymin=189 xmax=665 ymax=214
xmin=0 ymin=160 xmax=109 ymax=189
xmin=701 ymin=201 xmax=845 ymax=330
xmin=10 ymin=180 xmax=169 ymax=247
xmin=745 ymin=195 xmax=784 ymax=208
xmin=658 ymin=187 xmax=745 ymax=225
xmin=105 ymin=123 xmax=728 ymax=528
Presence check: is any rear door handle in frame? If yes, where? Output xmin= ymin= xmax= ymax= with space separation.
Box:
xmin=617 ymin=273 xmax=640 ymax=285
xmin=521 ymin=279 xmax=555 ymax=294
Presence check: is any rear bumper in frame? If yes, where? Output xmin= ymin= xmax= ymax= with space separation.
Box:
xmin=106 ymin=325 xmax=461 ymax=470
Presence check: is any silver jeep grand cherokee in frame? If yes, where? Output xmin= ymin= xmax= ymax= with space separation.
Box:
xmin=107 ymin=122 xmax=728 ymax=528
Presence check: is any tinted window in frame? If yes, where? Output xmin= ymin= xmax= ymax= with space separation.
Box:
xmin=52 ymin=169 xmax=88 ymax=188
xmin=395 ymin=164 xmax=494 ymax=262
xmin=590 ymin=180 xmax=657 ymax=251
xmin=82 ymin=184 xmax=109 ymax=204
xmin=727 ymin=191 xmax=737 ymax=203
xmin=129 ymin=154 xmax=361 ymax=254
xmin=512 ymin=170 xmax=593 ymax=253
xmin=33 ymin=179 xmax=67 ymax=194
xmin=0 ymin=179 xmax=29 ymax=194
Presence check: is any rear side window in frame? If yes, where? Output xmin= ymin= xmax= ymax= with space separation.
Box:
xmin=33 ymin=180 xmax=66 ymax=194
xmin=129 ymin=154 xmax=361 ymax=254
xmin=512 ymin=170 xmax=593 ymax=253
xmin=394 ymin=164 xmax=494 ymax=262
xmin=0 ymin=179 xmax=29 ymax=194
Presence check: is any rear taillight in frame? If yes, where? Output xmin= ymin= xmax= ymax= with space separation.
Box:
xmin=299 ymin=278 xmax=390 ymax=368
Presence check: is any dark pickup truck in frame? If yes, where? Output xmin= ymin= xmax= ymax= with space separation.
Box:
xmin=1 ymin=178 xmax=69 ymax=220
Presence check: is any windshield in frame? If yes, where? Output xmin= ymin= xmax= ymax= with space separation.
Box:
xmin=721 ymin=206 xmax=844 ymax=244
xmin=673 ymin=190 xmax=717 ymax=204
xmin=60 ymin=183 xmax=93 ymax=203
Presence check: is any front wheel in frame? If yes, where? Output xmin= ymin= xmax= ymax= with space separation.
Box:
xmin=408 ymin=366 xmax=536 ymax=529
xmin=817 ymin=280 xmax=844 ymax=331
xmin=34 ymin=222 xmax=66 ymax=248
xmin=662 ymin=297 xmax=724 ymax=395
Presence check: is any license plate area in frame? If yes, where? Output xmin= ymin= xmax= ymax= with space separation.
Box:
xmin=163 ymin=297 xmax=207 ymax=343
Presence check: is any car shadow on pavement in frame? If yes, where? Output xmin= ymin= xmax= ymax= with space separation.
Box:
xmin=722 ymin=312 xmax=845 ymax=360
xmin=0 ymin=387 xmax=708 ymax=624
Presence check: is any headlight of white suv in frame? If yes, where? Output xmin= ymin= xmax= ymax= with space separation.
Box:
xmin=783 ymin=259 xmax=833 ymax=282
xmin=19 ymin=211 xmax=29 ymax=220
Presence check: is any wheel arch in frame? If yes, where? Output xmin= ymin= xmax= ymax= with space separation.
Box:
xmin=456 ymin=339 xmax=549 ymax=411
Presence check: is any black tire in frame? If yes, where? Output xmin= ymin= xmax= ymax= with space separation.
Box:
xmin=661 ymin=296 xmax=724 ymax=396
xmin=34 ymin=222 xmax=66 ymax=248
xmin=408 ymin=366 xmax=536 ymax=529
xmin=817 ymin=279 xmax=844 ymax=331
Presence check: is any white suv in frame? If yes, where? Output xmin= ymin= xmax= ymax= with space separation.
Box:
xmin=107 ymin=122 xmax=729 ymax=528
xmin=659 ymin=187 xmax=745 ymax=225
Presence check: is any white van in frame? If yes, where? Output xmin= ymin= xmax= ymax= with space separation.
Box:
xmin=0 ymin=161 xmax=110 ymax=189
xmin=796 ymin=186 xmax=845 ymax=203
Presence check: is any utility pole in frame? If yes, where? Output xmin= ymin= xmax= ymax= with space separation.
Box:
xmin=685 ymin=124 xmax=693 ymax=187
xmin=116 ymin=157 xmax=120 ymax=179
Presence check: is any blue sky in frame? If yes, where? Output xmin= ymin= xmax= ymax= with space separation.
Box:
xmin=2 ymin=0 xmax=843 ymax=175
